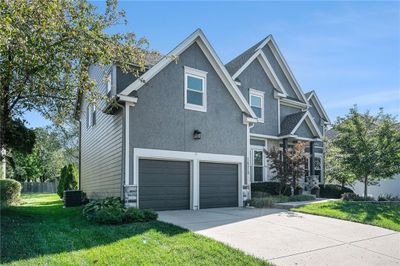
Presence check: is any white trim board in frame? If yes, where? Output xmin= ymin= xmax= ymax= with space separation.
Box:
xmin=231 ymin=35 xmax=309 ymax=104
xmin=306 ymin=91 xmax=331 ymax=124
xmin=120 ymin=29 xmax=256 ymax=119
xmin=290 ymin=111 xmax=323 ymax=139
xmin=133 ymin=148 xmax=245 ymax=210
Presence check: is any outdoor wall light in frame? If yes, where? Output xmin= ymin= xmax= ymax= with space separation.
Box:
xmin=193 ymin=130 xmax=201 ymax=140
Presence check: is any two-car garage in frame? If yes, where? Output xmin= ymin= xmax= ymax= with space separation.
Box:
xmin=134 ymin=148 xmax=243 ymax=211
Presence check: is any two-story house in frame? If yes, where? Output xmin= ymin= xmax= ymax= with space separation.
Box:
xmin=77 ymin=29 xmax=330 ymax=211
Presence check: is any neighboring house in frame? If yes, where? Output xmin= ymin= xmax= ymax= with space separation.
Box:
xmin=76 ymin=29 xmax=330 ymax=211
xmin=352 ymin=174 xmax=400 ymax=198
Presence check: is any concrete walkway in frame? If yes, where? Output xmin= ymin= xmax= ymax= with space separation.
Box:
xmin=273 ymin=198 xmax=338 ymax=209
xmin=158 ymin=207 xmax=400 ymax=266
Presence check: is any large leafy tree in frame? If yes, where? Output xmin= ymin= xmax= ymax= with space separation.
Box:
xmin=0 ymin=0 xmax=149 ymax=164
xmin=325 ymin=138 xmax=356 ymax=189
xmin=9 ymin=127 xmax=65 ymax=182
xmin=333 ymin=108 xmax=400 ymax=198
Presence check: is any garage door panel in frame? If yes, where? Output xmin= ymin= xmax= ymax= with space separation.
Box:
xmin=200 ymin=162 xmax=238 ymax=209
xmin=139 ymin=159 xmax=190 ymax=211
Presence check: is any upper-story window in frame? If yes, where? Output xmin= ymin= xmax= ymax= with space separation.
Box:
xmin=106 ymin=73 xmax=112 ymax=94
xmin=249 ymin=89 xmax=264 ymax=123
xmin=184 ymin=66 xmax=207 ymax=112
xmin=86 ymin=104 xmax=96 ymax=128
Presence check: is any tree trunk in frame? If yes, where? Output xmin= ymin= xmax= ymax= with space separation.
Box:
xmin=363 ymin=176 xmax=368 ymax=199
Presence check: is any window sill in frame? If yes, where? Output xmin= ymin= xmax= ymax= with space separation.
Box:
xmin=184 ymin=104 xmax=207 ymax=113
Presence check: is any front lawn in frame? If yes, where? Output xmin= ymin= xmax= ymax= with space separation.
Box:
xmin=1 ymin=193 xmax=270 ymax=265
xmin=292 ymin=201 xmax=400 ymax=231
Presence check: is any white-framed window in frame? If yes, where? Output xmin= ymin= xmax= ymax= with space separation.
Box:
xmin=251 ymin=146 xmax=265 ymax=182
xmin=249 ymin=89 xmax=264 ymax=123
xmin=184 ymin=66 xmax=207 ymax=112
xmin=106 ymin=73 xmax=112 ymax=94
xmin=86 ymin=104 xmax=96 ymax=128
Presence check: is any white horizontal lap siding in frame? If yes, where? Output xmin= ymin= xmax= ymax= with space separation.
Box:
xmin=81 ymin=65 xmax=123 ymax=199
xmin=133 ymin=148 xmax=244 ymax=210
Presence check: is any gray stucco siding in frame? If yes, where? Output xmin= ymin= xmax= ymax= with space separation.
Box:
xmin=250 ymin=139 xmax=265 ymax=146
xmin=262 ymin=46 xmax=300 ymax=101
xmin=295 ymin=122 xmax=315 ymax=139
xmin=81 ymin=64 xmax=123 ymax=199
xmin=127 ymin=42 xmax=247 ymax=184
xmin=237 ymin=59 xmax=279 ymax=136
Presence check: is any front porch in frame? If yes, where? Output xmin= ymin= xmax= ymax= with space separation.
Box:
xmin=249 ymin=136 xmax=324 ymax=192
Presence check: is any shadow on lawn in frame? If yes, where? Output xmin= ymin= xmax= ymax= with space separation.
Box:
xmin=1 ymin=200 xmax=187 ymax=264
xmin=330 ymin=201 xmax=400 ymax=225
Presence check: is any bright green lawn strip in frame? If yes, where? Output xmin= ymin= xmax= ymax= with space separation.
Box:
xmin=292 ymin=201 xmax=400 ymax=232
xmin=1 ymin=193 xmax=271 ymax=266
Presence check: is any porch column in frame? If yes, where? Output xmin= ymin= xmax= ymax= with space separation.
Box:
xmin=310 ymin=141 xmax=315 ymax=176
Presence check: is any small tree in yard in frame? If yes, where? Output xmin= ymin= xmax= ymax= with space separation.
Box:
xmin=266 ymin=142 xmax=308 ymax=195
xmin=333 ymin=107 xmax=400 ymax=199
xmin=57 ymin=164 xmax=78 ymax=199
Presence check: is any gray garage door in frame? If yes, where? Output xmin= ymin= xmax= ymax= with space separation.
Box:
xmin=139 ymin=159 xmax=190 ymax=211
xmin=200 ymin=162 xmax=238 ymax=209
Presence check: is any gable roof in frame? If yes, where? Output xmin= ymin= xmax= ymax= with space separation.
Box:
xmin=226 ymin=35 xmax=309 ymax=103
xmin=306 ymin=90 xmax=331 ymax=124
xmin=225 ymin=37 xmax=267 ymax=76
xmin=120 ymin=29 xmax=256 ymax=118
xmin=280 ymin=111 xmax=322 ymax=139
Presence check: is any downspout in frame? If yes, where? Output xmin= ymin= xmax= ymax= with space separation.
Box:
xmin=115 ymin=101 xmax=126 ymax=200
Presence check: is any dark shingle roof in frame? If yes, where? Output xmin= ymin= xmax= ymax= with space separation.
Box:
xmin=225 ymin=37 xmax=267 ymax=76
xmin=280 ymin=111 xmax=306 ymax=136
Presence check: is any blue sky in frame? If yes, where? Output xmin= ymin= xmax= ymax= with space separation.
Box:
xmin=26 ymin=1 xmax=399 ymax=127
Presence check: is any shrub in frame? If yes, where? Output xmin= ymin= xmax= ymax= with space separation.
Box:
xmin=124 ymin=208 xmax=158 ymax=222
xmin=249 ymin=194 xmax=316 ymax=208
xmin=82 ymin=198 xmax=158 ymax=225
xmin=288 ymin=194 xmax=315 ymax=202
xmin=319 ymin=184 xmax=354 ymax=199
xmin=250 ymin=197 xmax=275 ymax=208
xmin=310 ymin=186 xmax=320 ymax=197
xmin=0 ymin=179 xmax=21 ymax=208
xmin=251 ymin=182 xmax=291 ymax=196
xmin=142 ymin=209 xmax=158 ymax=221
xmin=342 ymin=193 xmax=374 ymax=201
xmin=294 ymin=186 xmax=303 ymax=195
xmin=378 ymin=194 xmax=400 ymax=202
xmin=57 ymin=164 xmax=78 ymax=198
xmin=82 ymin=197 xmax=124 ymax=219
xmin=91 ymin=207 xmax=125 ymax=225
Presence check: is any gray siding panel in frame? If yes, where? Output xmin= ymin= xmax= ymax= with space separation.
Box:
xmin=128 ymin=42 xmax=247 ymax=184
xmin=80 ymin=65 xmax=123 ymax=199
xmin=200 ymin=162 xmax=238 ymax=208
xmin=139 ymin=159 xmax=190 ymax=210
xmin=238 ymin=60 xmax=279 ymax=136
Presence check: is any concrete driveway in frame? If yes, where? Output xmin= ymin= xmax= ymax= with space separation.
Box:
xmin=158 ymin=207 xmax=400 ymax=266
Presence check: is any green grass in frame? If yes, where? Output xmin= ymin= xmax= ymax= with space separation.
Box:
xmin=292 ymin=201 xmax=400 ymax=231
xmin=1 ymin=193 xmax=271 ymax=266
